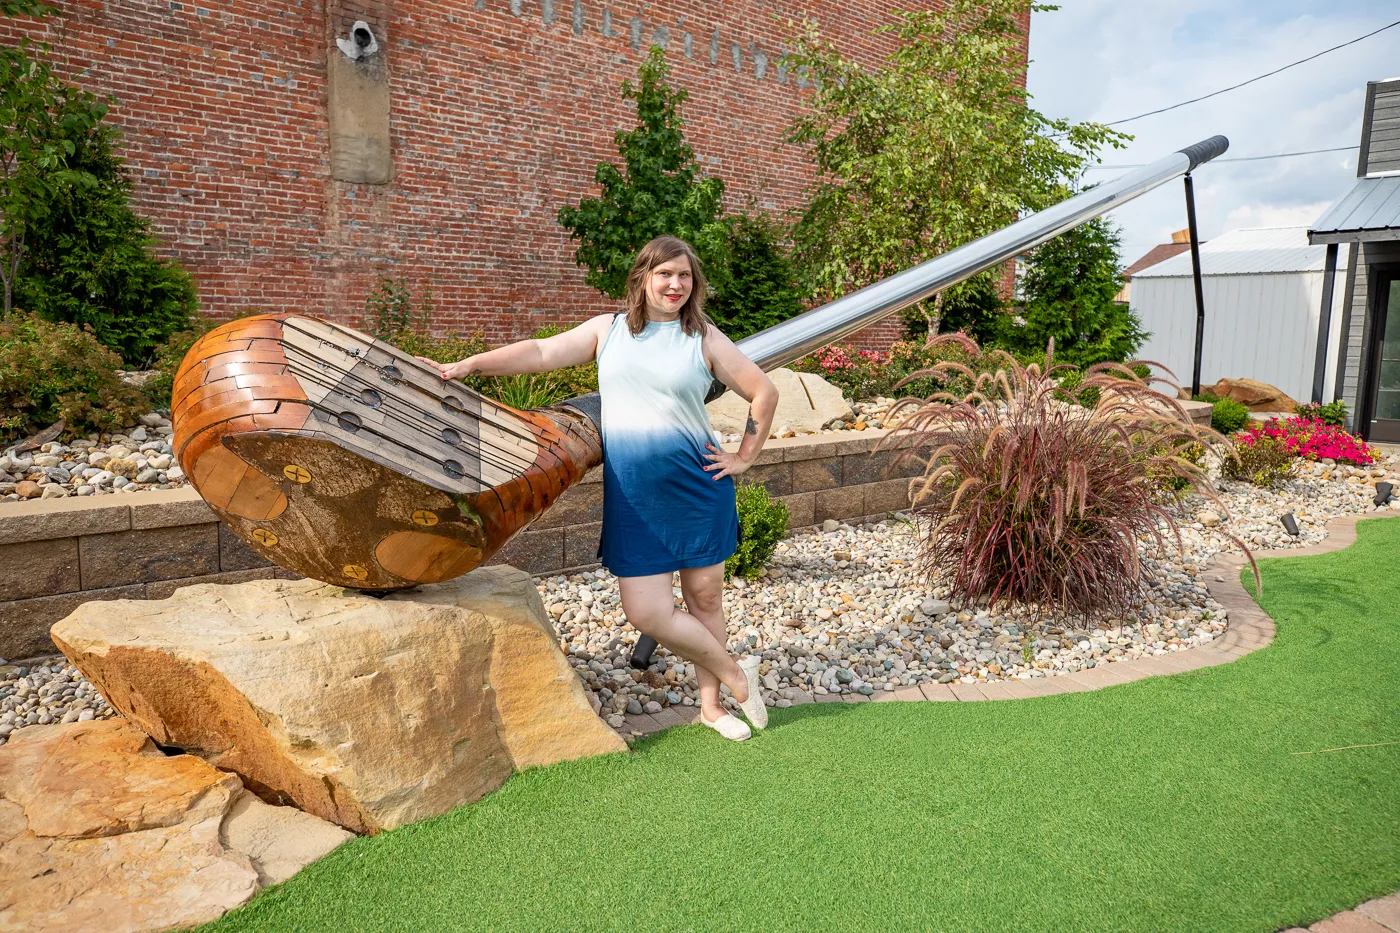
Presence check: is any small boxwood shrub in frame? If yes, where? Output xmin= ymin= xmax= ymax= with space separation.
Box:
xmin=1194 ymin=392 xmax=1250 ymax=434
xmin=726 ymin=480 xmax=790 ymax=581
xmin=0 ymin=314 xmax=148 ymax=443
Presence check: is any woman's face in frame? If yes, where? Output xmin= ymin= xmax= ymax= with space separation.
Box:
xmin=645 ymin=254 xmax=693 ymax=316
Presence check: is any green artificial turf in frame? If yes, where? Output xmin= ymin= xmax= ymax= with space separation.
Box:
xmin=207 ymin=519 xmax=1400 ymax=933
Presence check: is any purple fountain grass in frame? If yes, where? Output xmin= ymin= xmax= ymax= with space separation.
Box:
xmin=879 ymin=334 xmax=1257 ymax=618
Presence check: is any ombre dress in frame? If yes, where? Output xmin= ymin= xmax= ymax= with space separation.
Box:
xmin=595 ymin=313 xmax=739 ymax=577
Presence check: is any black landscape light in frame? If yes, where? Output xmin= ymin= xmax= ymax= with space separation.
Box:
xmin=630 ymin=635 xmax=659 ymax=670
xmin=1280 ymin=512 xmax=1301 ymax=538
xmin=1375 ymin=482 xmax=1394 ymax=507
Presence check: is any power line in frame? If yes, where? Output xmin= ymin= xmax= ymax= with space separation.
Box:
xmin=1082 ymin=145 xmax=1358 ymax=170
xmin=1099 ymin=19 xmax=1400 ymax=127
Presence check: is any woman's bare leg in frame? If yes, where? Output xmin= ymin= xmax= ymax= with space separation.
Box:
xmin=678 ymin=562 xmax=732 ymax=721
xmin=617 ymin=571 xmax=748 ymax=706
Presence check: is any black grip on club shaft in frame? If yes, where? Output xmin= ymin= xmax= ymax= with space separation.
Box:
xmin=1177 ymin=135 xmax=1230 ymax=172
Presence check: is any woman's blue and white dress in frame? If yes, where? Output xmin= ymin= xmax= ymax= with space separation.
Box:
xmin=595 ymin=313 xmax=739 ymax=577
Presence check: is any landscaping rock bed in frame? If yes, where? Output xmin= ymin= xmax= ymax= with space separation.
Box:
xmin=1 ymin=397 xmax=896 ymax=504
xmin=0 ymin=414 xmax=183 ymax=502
xmin=546 ymin=452 xmax=1400 ymax=727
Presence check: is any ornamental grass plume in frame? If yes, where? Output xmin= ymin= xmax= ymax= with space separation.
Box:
xmin=881 ymin=334 xmax=1256 ymax=617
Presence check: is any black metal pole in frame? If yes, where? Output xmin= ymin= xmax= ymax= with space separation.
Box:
xmin=1311 ymin=242 xmax=1339 ymax=404
xmin=1184 ymin=173 xmax=1207 ymax=397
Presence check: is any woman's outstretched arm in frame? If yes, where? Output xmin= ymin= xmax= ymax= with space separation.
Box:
xmin=416 ymin=314 xmax=613 ymax=381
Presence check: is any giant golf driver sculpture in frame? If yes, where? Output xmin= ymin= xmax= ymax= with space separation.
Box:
xmin=172 ymin=314 xmax=603 ymax=589
xmin=173 ymin=137 xmax=1230 ymax=591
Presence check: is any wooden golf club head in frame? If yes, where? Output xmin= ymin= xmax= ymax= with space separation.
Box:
xmin=171 ymin=314 xmax=602 ymax=591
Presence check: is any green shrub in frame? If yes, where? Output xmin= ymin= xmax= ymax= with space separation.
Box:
xmin=18 ymin=104 xmax=197 ymax=365
xmin=1296 ymin=400 xmax=1348 ymax=427
xmin=1222 ymin=433 xmax=1296 ymax=487
xmin=725 ymin=481 xmax=790 ymax=581
xmin=1194 ymin=393 xmax=1250 ymax=435
xmin=705 ymin=213 xmax=808 ymax=341
xmin=0 ymin=313 xmax=148 ymax=443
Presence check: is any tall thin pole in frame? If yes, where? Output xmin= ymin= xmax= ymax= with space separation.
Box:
xmin=1184 ymin=173 xmax=1207 ymax=397
xmin=1311 ymin=242 xmax=1339 ymax=404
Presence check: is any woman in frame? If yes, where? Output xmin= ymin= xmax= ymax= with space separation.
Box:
xmin=421 ymin=236 xmax=780 ymax=741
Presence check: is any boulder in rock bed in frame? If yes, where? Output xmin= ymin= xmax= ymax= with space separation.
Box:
xmin=706 ymin=367 xmax=853 ymax=435
xmin=0 ymin=718 xmax=351 ymax=933
xmin=51 ymin=566 xmax=626 ymax=834
xmin=1202 ymin=378 xmax=1298 ymax=413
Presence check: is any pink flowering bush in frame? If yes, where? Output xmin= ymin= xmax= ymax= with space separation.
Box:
xmin=1235 ymin=417 xmax=1373 ymax=466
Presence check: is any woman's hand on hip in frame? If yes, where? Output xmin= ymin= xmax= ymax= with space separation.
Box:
xmin=703 ymin=444 xmax=751 ymax=480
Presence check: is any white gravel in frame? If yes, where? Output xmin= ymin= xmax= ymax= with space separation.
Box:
xmin=0 ymin=413 xmax=183 ymax=503
xmin=546 ymin=451 xmax=1400 ymax=727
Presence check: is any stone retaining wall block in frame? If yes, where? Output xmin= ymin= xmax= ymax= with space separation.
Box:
xmin=79 ymin=524 xmax=220 ymax=590
xmin=0 ymin=538 xmax=80 ymax=602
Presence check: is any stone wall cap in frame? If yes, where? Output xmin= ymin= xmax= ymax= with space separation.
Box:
xmin=0 ymin=494 xmax=132 ymax=545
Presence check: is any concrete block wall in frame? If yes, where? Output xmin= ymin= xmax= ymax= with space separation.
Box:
xmin=0 ymin=429 xmax=920 ymax=660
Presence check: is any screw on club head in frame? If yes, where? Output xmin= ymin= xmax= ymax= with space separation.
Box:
xmin=1375 ymin=482 xmax=1394 ymax=507
xmin=1280 ymin=512 xmax=1300 ymax=538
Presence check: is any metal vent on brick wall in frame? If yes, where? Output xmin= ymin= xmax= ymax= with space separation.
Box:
xmin=336 ymin=21 xmax=379 ymax=60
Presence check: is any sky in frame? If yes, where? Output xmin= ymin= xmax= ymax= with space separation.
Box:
xmin=1026 ymin=1 xmax=1400 ymax=265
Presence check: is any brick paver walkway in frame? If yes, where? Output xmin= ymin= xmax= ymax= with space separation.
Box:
xmin=609 ymin=513 xmax=1400 ymax=933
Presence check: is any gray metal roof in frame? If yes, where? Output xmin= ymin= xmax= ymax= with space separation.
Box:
xmin=1308 ymin=174 xmax=1400 ymax=244
xmin=1134 ymin=226 xmax=1346 ymax=278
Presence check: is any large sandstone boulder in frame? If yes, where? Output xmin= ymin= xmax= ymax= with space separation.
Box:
xmin=51 ymin=566 xmax=625 ymax=834
xmin=0 ymin=719 xmax=351 ymax=933
xmin=707 ymin=367 xmax=853 ymax=434
xmin=1203 ymin=378 xmax=1297 ymax=413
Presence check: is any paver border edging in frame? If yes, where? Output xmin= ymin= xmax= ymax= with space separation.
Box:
xmin=612 ymin=512 xmax=1400 ymax=739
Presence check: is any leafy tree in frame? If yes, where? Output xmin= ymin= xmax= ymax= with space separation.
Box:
xmin=996 ymin=216 xmax=1146 ymax=368
xmin=784 ymin=0 xmax=1128 ymax=334
xmin=705 ymin=213 xmax=808 ymax=340
xmin=901 ymin=270 xmax=1004 ymax=344
xmin=558 ymin=46 xmax=728 ymax=300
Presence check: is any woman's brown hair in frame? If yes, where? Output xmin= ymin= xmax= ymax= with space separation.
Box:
xmin=623 ymin=236 xmax=710 ymax=337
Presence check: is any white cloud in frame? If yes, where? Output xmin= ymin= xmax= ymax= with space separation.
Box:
xmin=1027 ymin=1 xmax=1399 ymax=265
xmin=1222 ymin=200 xmax=1337 ymax=230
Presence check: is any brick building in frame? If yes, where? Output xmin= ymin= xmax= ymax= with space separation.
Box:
xmin=10 ymin=1 xmax=1029 ymax=350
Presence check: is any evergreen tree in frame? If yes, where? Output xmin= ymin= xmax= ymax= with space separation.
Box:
xmin=705 ymin=213 xmax=808 ymax=341
xmin=18 ymin=112 xmax=197 ymax=365
xmin=0 ymin=0 xmax=196 ymax=364
xmin=997 ymin=217 xmax=1147 ymax=368
xmin=558 ymin=46 xmax=728 ymax=300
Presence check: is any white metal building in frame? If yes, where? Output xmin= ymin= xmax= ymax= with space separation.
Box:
xmin=1129 ymin=226 xmax=1351 ymax=403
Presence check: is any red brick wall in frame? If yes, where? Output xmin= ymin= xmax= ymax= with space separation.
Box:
xmin=8 ymin=1 xmax=1028 ymax=352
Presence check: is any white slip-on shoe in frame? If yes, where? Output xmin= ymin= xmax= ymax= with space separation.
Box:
xmin=736 ymin=656 xmax=769 ymax=730
xmin=700 ymin=710 xmax=752 ymax=741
